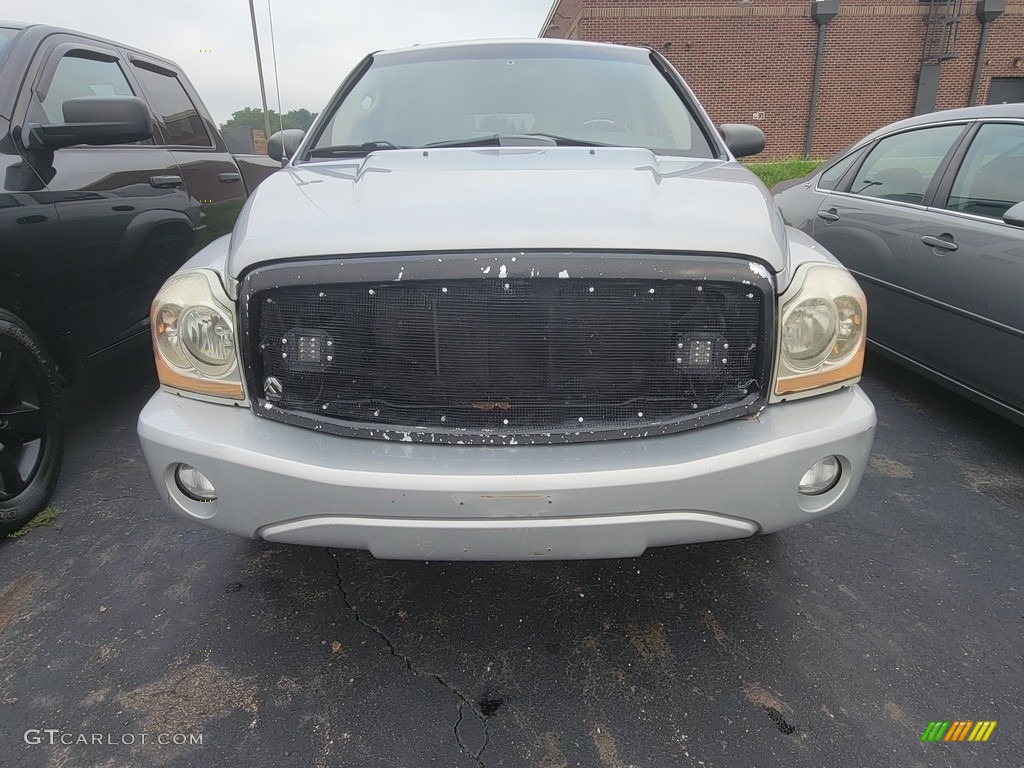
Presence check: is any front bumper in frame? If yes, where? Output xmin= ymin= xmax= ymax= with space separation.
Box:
xmin=137 ymin=386 xmax=875 ymax=560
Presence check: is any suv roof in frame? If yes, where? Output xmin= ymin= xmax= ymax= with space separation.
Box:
xmin=375 ymin=37 xmax=651 ymax=63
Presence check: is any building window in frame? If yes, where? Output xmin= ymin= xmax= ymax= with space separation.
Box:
xmin=987 ymin=78 xmax=1024 ymax=105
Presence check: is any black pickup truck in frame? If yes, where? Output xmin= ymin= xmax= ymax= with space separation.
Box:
xmin=0 ymin=21 xmax=277 ymax=533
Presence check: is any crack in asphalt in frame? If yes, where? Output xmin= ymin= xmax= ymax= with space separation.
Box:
xmin=327 ymin=549 xmax=489 ymax=767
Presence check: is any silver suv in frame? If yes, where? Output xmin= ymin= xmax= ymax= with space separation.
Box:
xmin=137 ymin=40 xmax=875 ymax=560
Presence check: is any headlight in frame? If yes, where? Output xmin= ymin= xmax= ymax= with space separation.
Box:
xmin=781 ymin=297 xmax=837 ymax=370
xmin=151 ymin=270 xmax=245 ymax=401
xmin=180 ymin=305 xmax=235 ymax=370
xmin=773 ymin=264 xmax=866 ymax=398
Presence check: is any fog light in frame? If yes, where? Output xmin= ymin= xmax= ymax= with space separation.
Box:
xmin=798 ymin=456 xmax=841 ymax=495
xmin=175 ymin=464 xmax=217 ymax=502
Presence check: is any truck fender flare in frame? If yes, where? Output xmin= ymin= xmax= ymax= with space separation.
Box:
xmin=118 ymin=210 xmax=196 ymax=262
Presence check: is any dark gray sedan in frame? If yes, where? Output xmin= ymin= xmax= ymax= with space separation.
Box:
xmin=774 ymin=104 xmax=1024 ymax=426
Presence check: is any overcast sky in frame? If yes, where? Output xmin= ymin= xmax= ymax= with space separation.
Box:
xmin=17 ymin=0 xmax=554 ymax=125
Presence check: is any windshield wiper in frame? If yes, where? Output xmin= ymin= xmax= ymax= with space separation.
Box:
xmin=308 ymin=134 xmax=610 ymax=156
xmin=307 ymin=141 xmax=405 ymax=157
xmin=424 ymin=134 xmax=609 ymax=149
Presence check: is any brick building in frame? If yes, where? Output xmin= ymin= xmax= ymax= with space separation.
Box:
xmin=539 ymin=0 xmax=1024 ymax=159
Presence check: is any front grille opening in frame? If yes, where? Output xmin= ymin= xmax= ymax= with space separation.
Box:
xmin=250 ymin=277 xmax=767 ymax=442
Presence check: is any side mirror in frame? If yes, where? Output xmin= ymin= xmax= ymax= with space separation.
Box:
xmin=1003 ymin=200 xmax=1024 ymax=228
xmin=268 ymin=129 xmax=305 ymax=162
xmin=719 ymin=124 xmax=766 ymax=159
xmin=26 ymin=96 xmax=152 ymax=149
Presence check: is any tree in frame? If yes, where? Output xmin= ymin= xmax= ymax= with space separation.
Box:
xmin=220 ymin=107 xmax=319 ymax=133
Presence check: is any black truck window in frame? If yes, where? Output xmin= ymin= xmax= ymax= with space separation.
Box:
xmin=36 ymin=52 xmax=135 ymax=122
xmin=132 ymin=63 xmax=212 ymax=147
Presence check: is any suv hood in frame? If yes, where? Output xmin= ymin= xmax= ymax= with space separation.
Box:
xmin=227 ymin=147 xmax=787 ymax=278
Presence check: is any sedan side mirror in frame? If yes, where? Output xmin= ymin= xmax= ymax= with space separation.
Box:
xmin=719 ymin=124 xmax=766 ymax=159
xmin=25 ymin=96 xmax=152 ymax=149
xmin=1003 ymin=200 xmax=1024 ymax=228
xmin=268 ymin=129 xmax=305 ymax=163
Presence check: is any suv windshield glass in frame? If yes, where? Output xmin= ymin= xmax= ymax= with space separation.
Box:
xmin=311 ymin=46 xmax=716 ymax=158
xmin=0 ymin=29 xmax=14 ymax=74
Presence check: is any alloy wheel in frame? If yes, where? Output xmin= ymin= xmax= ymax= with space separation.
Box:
xmin=0 ymin=336 xmax=48 ymax=502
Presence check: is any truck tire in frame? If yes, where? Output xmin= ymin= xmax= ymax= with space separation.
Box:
xmin=0 ymin=309 xmax=64 ymax=537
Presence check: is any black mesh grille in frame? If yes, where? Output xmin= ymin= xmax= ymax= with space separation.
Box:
xmin=246 ymin=270 xmax=770 ymax=443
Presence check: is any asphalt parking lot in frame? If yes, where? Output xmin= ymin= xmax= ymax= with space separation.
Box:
xmin=1 ymin=349 xmax=1021 ymax=768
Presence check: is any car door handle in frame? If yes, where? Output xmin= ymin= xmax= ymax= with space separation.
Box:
xmin=817 ymin=208 xmax=840 ymax=222
xmin=921 ymin=234 xmax=958 ymax=251
xmin=149 ymin=175 xmax=183 ymax=189
xmin=218 ymin=172 xmax=242 ymax=184
xmin=16 ymin=214 xmax=48 ymax=225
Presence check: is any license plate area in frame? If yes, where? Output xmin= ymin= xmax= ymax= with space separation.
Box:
xmin=452 ymin=494 xmax=558 ymax=516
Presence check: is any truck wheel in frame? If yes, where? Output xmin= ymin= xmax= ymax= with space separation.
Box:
xmin=0 ymin=310 xmax=64 ymax=537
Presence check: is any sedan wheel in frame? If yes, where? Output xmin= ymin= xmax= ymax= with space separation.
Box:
xmin=0 ymin=310 xmax=64 ymax=536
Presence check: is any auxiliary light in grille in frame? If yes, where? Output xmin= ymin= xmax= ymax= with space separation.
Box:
xmin=276 ymin=329 xmax=335 ymax=372
xmin=676 ymin=332 xmax=730 ymax=374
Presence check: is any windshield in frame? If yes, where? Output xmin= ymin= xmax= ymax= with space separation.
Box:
xmin=311 ymin=46 xmax=716 ymax=158
xmin=0 ymin=29 xmax=13 ymax=75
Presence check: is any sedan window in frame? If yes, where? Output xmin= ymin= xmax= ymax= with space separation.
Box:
xmin=946 ymin=122 xmax=1024 ymax=219
xmin=816 ymin=149 xmax=860 ymax=191
xmin=848 ymin=125 xmax=964 ymax=204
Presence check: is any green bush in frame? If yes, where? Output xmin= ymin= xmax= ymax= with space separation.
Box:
xmin=744 ymin=158 xmax=823 ymax=188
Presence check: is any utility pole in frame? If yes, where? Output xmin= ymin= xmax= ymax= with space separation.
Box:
xmin=248 ymin=0 xmax=273 ymax=143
